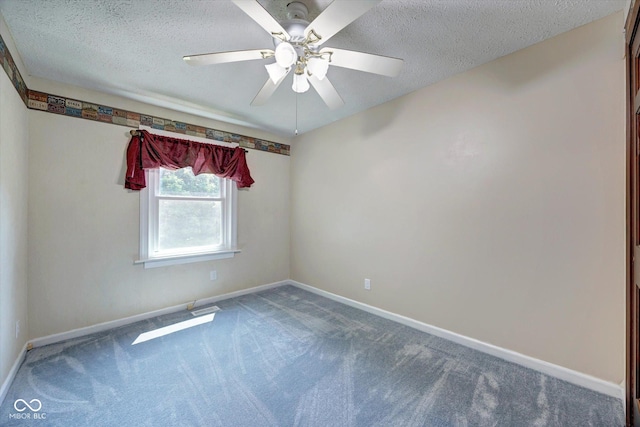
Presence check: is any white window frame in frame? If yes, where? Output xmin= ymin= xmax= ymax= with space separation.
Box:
xmin=136 ymin=168 xmax=239 ymax=269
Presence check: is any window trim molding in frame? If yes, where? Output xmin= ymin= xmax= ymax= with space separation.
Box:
xmin=136 ymin=168 xmax=239 ymax=269
xmin=134 ymin=249 xmax=240 ymax=269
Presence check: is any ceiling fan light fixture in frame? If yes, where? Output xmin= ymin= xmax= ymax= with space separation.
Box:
xmin=292 ymin=72 xmax=310 ymax=93
xmin=186 ymin=0 xmax=403 ymax=110
xmin=274 ymin=42 xmax=297 ymax=68
xmin=306 ymin=56 xmax=329 ymax=80
xmin=265 ymin=62 xmax=289 ymax=84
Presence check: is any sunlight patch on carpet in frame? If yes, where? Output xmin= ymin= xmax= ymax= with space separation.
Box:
xmin=132 ymin=313 xmax=215 ymax=345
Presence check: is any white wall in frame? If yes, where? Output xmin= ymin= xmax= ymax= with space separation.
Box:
xmin=0 ymin=31 xmax=29 ymax=386
xmin=0 ymin=6 xmax=626 ymax=390
xmin=625 ymin=0 xmax=633 ymax=24
xmin=291 ymin=12 xmax=625 ymax=383
xmin=27 ymin=78 xmax=291 ymax=338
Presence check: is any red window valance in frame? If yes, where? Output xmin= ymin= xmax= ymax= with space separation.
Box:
xmin=125 ymin=130 xmax=254 ymax=190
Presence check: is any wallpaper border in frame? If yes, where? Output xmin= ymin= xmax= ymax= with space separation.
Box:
xmin=0 ymin=33 xmax=290 ymax=156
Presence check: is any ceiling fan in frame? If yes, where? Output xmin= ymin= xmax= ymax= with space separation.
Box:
xmin=183 ymin=0 xmax=403 ymax=110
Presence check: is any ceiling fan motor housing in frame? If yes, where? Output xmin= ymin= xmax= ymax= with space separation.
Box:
xmin=273 ymin=1 xmax=316 ymax=57
xmin=286 ymin=2 xmax=308 ymax=20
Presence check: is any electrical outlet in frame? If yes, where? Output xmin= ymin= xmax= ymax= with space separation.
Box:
xmin=15 ymin=320 xmax=20 ymax=339
xmin=210 ymin=270 xmax=217 ymax=281
xmin=364 ymin=278 xmax=371 ymax=290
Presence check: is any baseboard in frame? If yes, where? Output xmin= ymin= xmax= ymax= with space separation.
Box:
xmin=288 ymin=280 xmax=624 ymax=401
xmin=0 ymin=342 xmax=28 ymax=407
xmin=29 ymin=280 xmax=288 ymax=348
xmin=11 ymin=278 xmax=624 ymax=404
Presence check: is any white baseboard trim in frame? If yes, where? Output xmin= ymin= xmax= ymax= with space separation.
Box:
xmin=7 ymin=279 xmax=623 ymax=404
xmin=288 ymin=280 xmax=624 ymax=401
xmin=29 ymin=280 xmax=288 ymax=349
xmin=0 ymin=342 xmax=28 ymax=407
xmin=2 ymin=280 xmax=287 ymax=405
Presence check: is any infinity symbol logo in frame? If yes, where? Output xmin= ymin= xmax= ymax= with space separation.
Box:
xmin=14 ymin=399 xmax=42 ymax=412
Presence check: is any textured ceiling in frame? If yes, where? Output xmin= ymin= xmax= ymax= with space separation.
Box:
xmin=0 ymin=0 xmax=626 ymax=137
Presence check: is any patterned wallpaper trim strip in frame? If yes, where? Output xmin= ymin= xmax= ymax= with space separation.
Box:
xmin=0 ymin=33 xmax=290 ymax=156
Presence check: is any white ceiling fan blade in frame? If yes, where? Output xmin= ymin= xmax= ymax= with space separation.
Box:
xmin=321 ymin=47 xmax=403 ymax=77
xmin=251 ymin=71 xmax=290 ymax=106
xmin=305 ymin=0 xmax=382 ymax=46
xmin=232 ymin=0 xmax=290 ymax=40
xmin=183 ymin=49 xmax=274 ymax=66
xmin=308 ymin=75 xmax=344 ymax=110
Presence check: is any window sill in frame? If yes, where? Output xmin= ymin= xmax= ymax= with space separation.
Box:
xmin=135 ymin=249 xmax=240 ymax=269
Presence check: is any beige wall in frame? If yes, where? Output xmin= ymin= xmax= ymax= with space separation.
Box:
xmin=0 ymin=8 xmax=626 ymax=389
xmin=26 ymin=78 xmax=291 ymax=338
xmin=291 ymin=13 xmax=625 ymax=383
xmin=0 ymin=46 xmax=29 ymax=385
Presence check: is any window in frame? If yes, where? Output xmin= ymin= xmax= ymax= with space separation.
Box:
xmin=138 ymin=167 xmax=238 ymax=268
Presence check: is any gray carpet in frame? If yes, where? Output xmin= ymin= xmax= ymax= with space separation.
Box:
xmin=0 ymin=285 xmax=624 ymax=426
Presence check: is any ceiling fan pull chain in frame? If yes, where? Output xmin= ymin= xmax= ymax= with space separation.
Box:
xmin=295 ymin=92 xmax=299 ymax=136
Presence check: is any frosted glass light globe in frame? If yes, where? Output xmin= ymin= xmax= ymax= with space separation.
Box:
xmin=307 ymin=57 xmax=329 ymax=80
xmin=292 ymin=72 xmax=310 ymax=93
xmin=265 ymin=62 xmax=289 ymax=84
xmin=274 ymin=42 xmax=297 ymax=68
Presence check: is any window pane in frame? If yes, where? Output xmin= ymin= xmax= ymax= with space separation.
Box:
xmin=159 ymin=167 xmax=220 ymax=197
xmin=158 ymin=200 xmax=222 ymax=251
